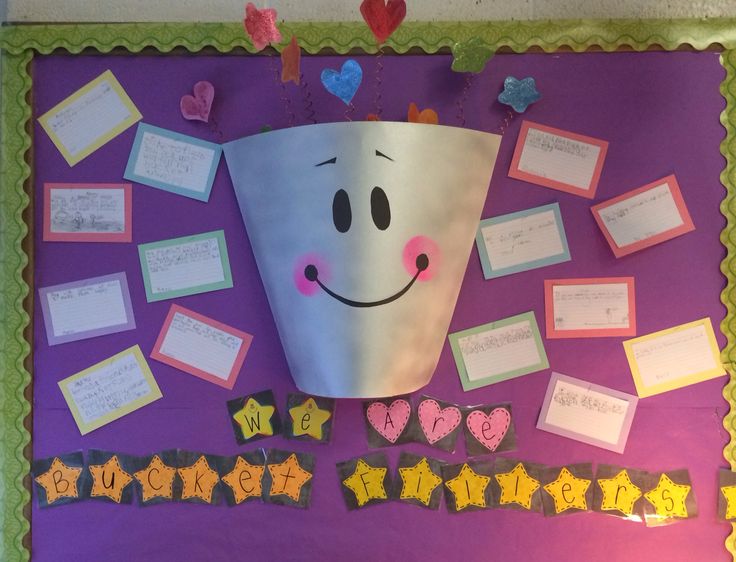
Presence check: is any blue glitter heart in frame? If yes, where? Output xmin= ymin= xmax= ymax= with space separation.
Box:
xmin=498 ymin=76 xmax=542 ymax=113
xmin=321 ymin=59 xmax=363 ymax=105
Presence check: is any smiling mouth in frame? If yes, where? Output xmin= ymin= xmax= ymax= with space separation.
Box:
xmin=303 ymin=253 xmax=429 ymax=308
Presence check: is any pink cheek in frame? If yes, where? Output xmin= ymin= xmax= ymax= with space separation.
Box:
xmin=402 ymin=235 xmax=440 ymax=282
xmin=293 ymin=253 xmax=330 ymax=296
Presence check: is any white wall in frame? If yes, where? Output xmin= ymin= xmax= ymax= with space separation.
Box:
xmin=5 ymin=0 xmax=736 ymax=22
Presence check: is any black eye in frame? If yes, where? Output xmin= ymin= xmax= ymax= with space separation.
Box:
xmin=332 ymin=189 xmax=352 ymax=233
xmin=371 ymin=187 xmax=391 ymax=230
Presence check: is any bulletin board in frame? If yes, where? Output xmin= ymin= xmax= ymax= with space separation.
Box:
xmin=3 ymin=19 xmax=736 ymax=562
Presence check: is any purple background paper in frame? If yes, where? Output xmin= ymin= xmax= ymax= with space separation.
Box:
xmin=33 ymin=52 xmax=728 ymax=561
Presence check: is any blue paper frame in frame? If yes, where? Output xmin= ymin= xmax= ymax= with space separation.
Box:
xmin=124 ymin=122 xmax=222 ymax=202
xmin=475 ymin=202 xmax=571 ymax=279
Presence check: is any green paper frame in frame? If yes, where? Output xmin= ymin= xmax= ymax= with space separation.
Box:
xmin=2 ymin=19 xmax=736 ymax=561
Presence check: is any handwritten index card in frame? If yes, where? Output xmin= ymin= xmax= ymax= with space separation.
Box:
xmin=58 ymin=345 xmax=162 ymax=435
xmin=449 ymin=311 xmax=549 ymax=391
xmin=544 ymin=277 xmax=636 ymax=338
xmin=38 ymin=70 xmax=142 ymax=166
xmin=151 ymin=304 xmax=253 ymax=389
xmin=592 ymin=174 xmax=695 ymax=258
xmin=537 ymin=372 xmax=638 ymax=453
xmin=43 ymin=183 xmax=132 ymax=242
xmin=509 ymin=121 xmax=608 ymax=198
xmin=39 ymin=272 xmax=136 ymax=346
xmin=623 ymin=318 xmax=725 ymax=398
xmin=138 ymin=230 xmax=233 ymax=302
xmin=124 ymin=123 xmax=222 ymax=202
xmin=476 ymin=203 xmax=570 ymax=279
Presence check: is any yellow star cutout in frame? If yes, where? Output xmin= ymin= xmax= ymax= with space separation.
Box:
xmin=398 ymin=458 xmax=442 ymax=506
xmin=178 ymin=456 xmax=220 ymax=502
xmin=222 ymin=457 xmax=265 ymax=504
xmin=444 ymin=463 xmax=490 ymax=511
xmin=495 ymin=463 xmax=540 ymax=510
xmin=268 ymin=453 xmax=312 ymax=502
xmin=644 ymin=473 xmax=691 ymax=519
xmin=89 ymin=455 xmax=133 ymax=503
xmin=343 ymin=459 xmax=388 ymax=507
xmin=598 ymin=469 xmax=642 ymax=516
xmin=543 ymin=467 xmax=591 ymax=514
xmin=233 ymin=397 xmax=275 ymax=440
xmin=722 ymin=485 xmax=736 ymax=519
xmin=289 ymin=398 xmax=331 ymax=440
xmin=34 ymin=457 xmax=83 ymax=505
xmin=133 ymin=455 xmax=177 ymax=502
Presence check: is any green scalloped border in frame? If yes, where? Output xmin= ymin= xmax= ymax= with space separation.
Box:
xmin=1 ymin=19 xmax=736 ymax=562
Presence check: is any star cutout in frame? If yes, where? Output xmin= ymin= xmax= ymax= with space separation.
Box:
xmin=444 ymin=464 xmax=490 ymax=511
xmin=289 ymin=397 xmax=331 ymax=440
xmin=178 ymin=456 xmax=220 ymax=503
xmin=598 ymin=469 xmax=642 ymax=516
xmin=268 ymin=453 xmax=312 ymax=502
xmin=495 ymin=462 xmax=540 ymax=510
xmin=644 ymin=473 xmax=691 ymax=519
xmin=243 ymin=2 xmax=282 ymax=51
xmin=343 ymin=458 xmax=388 ymax=507
xmin=450 ymin=37 xmax=494 ymax=73
xmin=233 ymin=397 xmax=275 ymax=440
xmin=498 ymin=76 xmax=542 ymax=113
xmin=89 ymin=455 xmax=133 ymax=503
xmin=34 ymin=457 xmax=83 ymax=505
xmin=543 ymin=467 xmax=591 ymax=513
xmin=222 ymin=457 xmax=265 ymax=504
xmin=398 ymin=458 xmax=442 ymax=506
xmin=133 ymin=455 xmax=177 ymax=502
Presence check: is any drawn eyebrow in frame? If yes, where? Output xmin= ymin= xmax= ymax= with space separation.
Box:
xmin=375 ymin=150 xmax=394 ymax=162
xmin=315 ymin=157 xmax=337 ymax=167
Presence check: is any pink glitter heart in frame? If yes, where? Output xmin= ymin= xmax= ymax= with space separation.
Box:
xmin=180 ymin=81 xmax=214 ymax=123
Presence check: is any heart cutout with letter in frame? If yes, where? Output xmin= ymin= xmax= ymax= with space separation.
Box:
xmin=180 ymin=81 xmax=215 ymax=123
xmin=360 ymin=0 xmax=407 ymax=45
xmin=466 ymin=408 xmax=511 ymax=452
xmin=418 ymin=399 xmax=461 ymax=444
xmin=367 ymin=399 xmax=411 ymax=443
xmin=321 ymin=60 xmax=363 ymax=105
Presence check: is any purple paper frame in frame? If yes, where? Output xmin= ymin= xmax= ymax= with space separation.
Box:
xmin=536 ymin=372 xmax=638 ymax=454
xmin=38 ymin=271 xmax=136 ymax=346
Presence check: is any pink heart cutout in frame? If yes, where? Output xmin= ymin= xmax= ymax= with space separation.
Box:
xmin=366 ymin=399 xmax=411 ymax=443
xmin=466 ymin=408 xmax=511 ymax=452
xmin=418 ymin=399 xmax=461 ymax=444
xmin=180 ymin=81 xmax=214 ymax=122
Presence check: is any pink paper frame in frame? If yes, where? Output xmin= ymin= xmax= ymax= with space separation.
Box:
xmin=544 ymin=277 xmax=636 ymax=338
xmin=590 ymin=174 xmax=695 ymax=258
xmin=508 ymin=121 xmax=609 ymax=199
xmin=43 ymin=183 xmax=132 ymax=242
xmin=150 ymin=303 xmax=253 ymax=390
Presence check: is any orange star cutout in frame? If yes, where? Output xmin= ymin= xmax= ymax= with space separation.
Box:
xmin=133 ymin=455 xmax=177 ymax=502
xmin=89 ymin=455 xmax=133 ymax=503
xmin=408 ymin=102 xmax=439 ymax=124
xmin=267 ymin=453 xmax=312 ymax=502
xmin=34 ymin=457 xmax=83 ymax=505
xmin=222 ymin=457 xmax=265 ymax=504
xmin=178 ymin=456 xmax=220 ymax=503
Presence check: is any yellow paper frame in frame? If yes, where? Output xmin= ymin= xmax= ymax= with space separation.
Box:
xmin=58 ymin=344 xmax=162 ymax=435
xmin=623 ymin=318 xmax=725 ymax=398
xmin=37 ymin=69 xmax=142 ymax=166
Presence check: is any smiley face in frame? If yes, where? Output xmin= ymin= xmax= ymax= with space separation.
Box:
xmin=224 ymin=121 xmax=500 ymax=397
xmin=293 ymin=149 xmax=440 ymax=307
